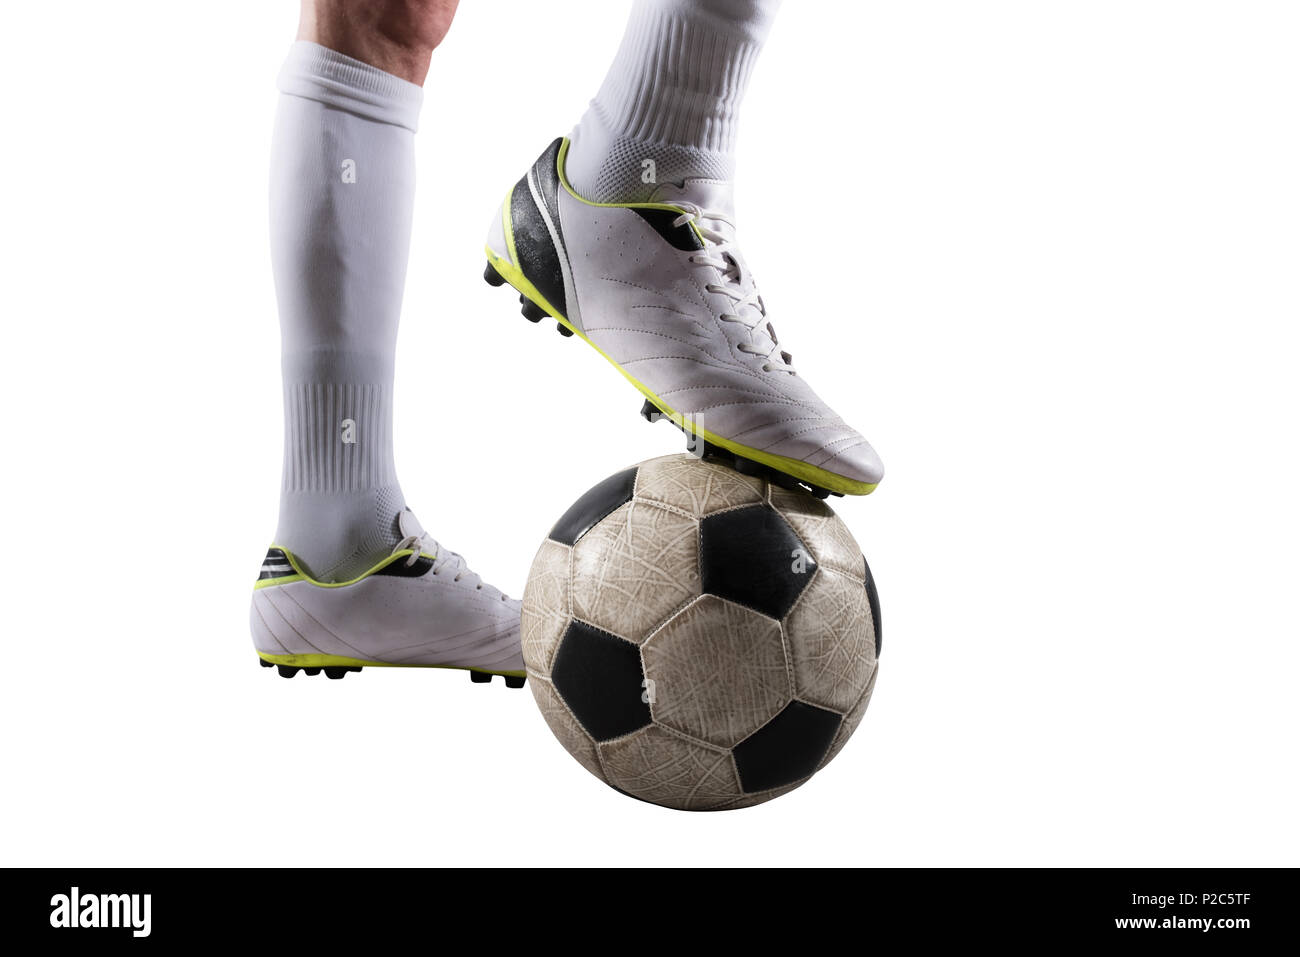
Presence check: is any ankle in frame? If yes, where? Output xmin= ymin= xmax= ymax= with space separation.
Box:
xmin=566 ymin=0 xmax=770 ymax=204
xmin=276 ymin=489 xmax=404 ymax=583
xmin=566 ymin=118 xmax=735 ymax=205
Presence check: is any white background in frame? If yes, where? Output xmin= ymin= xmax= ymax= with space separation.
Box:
xmin=1 ymin=1 xmax=1296 ymax=867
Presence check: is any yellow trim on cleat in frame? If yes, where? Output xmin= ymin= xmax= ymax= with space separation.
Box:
xmin=502 ymin=182 xmax=520 ymax=268
xmin=485 ymin=236 xmax=878 ymax=497
xmin=254 ymin=547 xmax=438 ymax=590
xmin=551 ymin=139 xmax=706 ymax=245
xmin=256 ymin=650 xmax=525 ymax=679
xmin=253 ymin=574 xmax=303 ymax=590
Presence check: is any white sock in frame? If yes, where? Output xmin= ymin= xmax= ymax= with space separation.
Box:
xmin=269 ymin=41 xmax=423 ymax=582
xmin=565 ymin=0 xmax=781 ymax=203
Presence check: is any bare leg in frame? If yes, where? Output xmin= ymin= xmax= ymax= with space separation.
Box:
xmin=298 ymin=0 xmax=460 ymax=83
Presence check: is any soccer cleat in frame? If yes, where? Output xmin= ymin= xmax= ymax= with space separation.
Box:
xmin=483 ymin=138 xmax=883 ymax=497
xmin=250 ymin=509 xmax=525 ymax=686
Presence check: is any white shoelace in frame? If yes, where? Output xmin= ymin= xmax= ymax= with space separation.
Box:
xmin=392 ymin=533 xmax=505 ymax=599
xmin=672 ymin=203 xmax=796 ymax=375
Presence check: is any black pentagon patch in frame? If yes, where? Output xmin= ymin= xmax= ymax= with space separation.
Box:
xmin=733 ymin=701 xmax=842 ymax=793
xmin=551 ymin=620 xmax=651 ymax=741
xmin=699 ymin=505 xmax=816 ymax=619
xmin=547 ymin=466 xmax=638 ymax=546
xmin=864 ymin=555 xmax=882 ymax=657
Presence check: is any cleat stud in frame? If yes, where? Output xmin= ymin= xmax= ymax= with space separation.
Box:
xmin=769 ymin=469 xmax=802 ymax=491
xmin=259 ymin=658 xmax=274 ymax=668
xmin=483 ymin=263 xmax=506 ymax=287
xmin=323 ymin=667 xmax=349 ymax=680
xmin=639 ymin=399 xmax=660 ymax=422
xmin=504 ymin=675 xmax=526 ymax=689
xmin=469 ymin=670 xmax=493 ymax=684
xmin=521 ymin=301 xmax=546 ymax=322
xmin=303 ymin=667 xmax=322 ymax=676
xmin=808 ymin=485 xmax=831 ymax=500
xmin=347 ymin=666 xmax=362 ymax=672
xmin=556 ymin=322 xmax=574 ymax=337
xmin=276 ymin=664 xmax=299 ymax=679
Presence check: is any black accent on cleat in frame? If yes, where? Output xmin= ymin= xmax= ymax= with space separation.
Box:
xmin=510 ymin=165 xmax=569 ymax=315
xmin=530 ymin=139 xmax=566 ymax=236
xmin=258 ymin=547 xmax=297 ymax=582
xmin=484 ymin=262 xmax=506 ymax=286
xmin=469 ymin=670 xmax=493 ymax=684
xmin=504 ymin=674 xmax=526 ymax=689
xmin=348 ymin=666 xmax=362 ymax=673
xmin=259 ymin=658 xmax=273 ymax=668
xmin=521 ymin=300 xmax=546 ymax=322
xmin=373 ymin=554 xmax=434 ymax=578
xmin=304 ymin=667 xmax=321 ymax=676
xmin=631 ymin=207 xmax=706 ymax=252
xmin=276 ymin=665 xmax=298 ymax=679
xmin=556 ymin=322 xmax=574 ymax=337
xmin=640 ymin=399 xmax=662 ymax=422
xmin=323 ymin=667 xmax=350 ymax=680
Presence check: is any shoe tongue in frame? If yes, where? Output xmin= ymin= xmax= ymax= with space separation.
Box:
xmin=397 ymin=508 xmax=427 ymax=541
xmin=648 ymin=178 xmax=736 ymax=223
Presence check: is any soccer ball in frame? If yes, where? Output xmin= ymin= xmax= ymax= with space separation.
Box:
xmin=521 ymin=454 xmax=881 ymax=810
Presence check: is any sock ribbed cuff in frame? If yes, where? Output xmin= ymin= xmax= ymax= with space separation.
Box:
xmin=277 ymin=40 xmax=424 ymax=132
xmin=592 ymin=0 xmax=773 ymax=155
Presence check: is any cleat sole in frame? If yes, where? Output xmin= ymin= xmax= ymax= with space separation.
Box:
xmin=256 ymin=653 xmax=519 ymax=686
xmin=641 ymin=399 xmax=842 ymax=499
xmin=483 ymin=262 xmax=506 ymax=287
